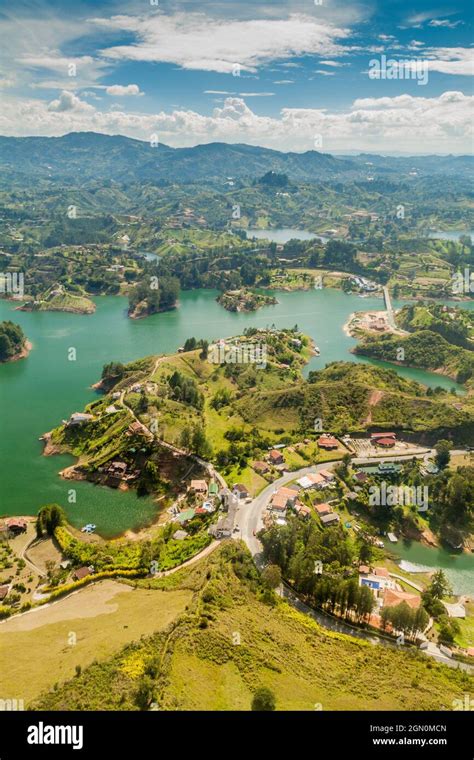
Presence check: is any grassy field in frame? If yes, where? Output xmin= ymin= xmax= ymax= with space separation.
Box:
xmin=32 ymin=544 xmax=473 ymax=712
xmin=456 ymin=602 xmax=474 ymax=649
xmin=0 ymin=580 xmax=192 ymax=705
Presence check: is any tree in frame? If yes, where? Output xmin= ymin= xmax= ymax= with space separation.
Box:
xmin=435 ymin=439 xmax=452 ymax=469
xmin=191 ymin=425 xmax=212 ymax=459
xmin=251 ymin=686 xmax=276 ymax=711
xmin=36 ymin=504 xmax=66 ymax=537
xmin=134 ymin=675 xmax=155 ymax=710
xmin=428 ymin=569 xmax=452 ymax=600
xmin=261 ymin=564 xmax=282 ymax=589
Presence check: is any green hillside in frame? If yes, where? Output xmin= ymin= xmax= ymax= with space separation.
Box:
xmin=32 ymin=543 xmax=473 ymax=711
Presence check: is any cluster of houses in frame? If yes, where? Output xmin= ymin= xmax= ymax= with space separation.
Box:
xmin=350 ymin=275 xmax=379 ymax=292
xmin=168 ymin=479 xmax=220 ymax=539
xmin=252 ymin=436 xmax=343 ymax=478
xmin=267 ymin=469 xmax=338 ymax=525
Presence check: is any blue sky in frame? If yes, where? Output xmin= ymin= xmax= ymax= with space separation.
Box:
xmin=0 ymin=0 xmax=472 ymax=153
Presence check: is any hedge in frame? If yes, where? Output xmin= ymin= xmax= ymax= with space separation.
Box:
xmin=41 ymin=568 xmax=148 ymax=603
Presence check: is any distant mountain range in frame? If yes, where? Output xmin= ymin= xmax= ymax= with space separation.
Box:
xmin=0 ymin=132 xmax=472 ymax=184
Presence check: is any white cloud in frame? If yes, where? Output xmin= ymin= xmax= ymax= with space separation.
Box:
xmin=94 ymin=12 xmax=351 ymax=73
xmin=105 ymin=84 xmax=143 ymax=96
xmin=273 ymin=80 xmax=295 ymax=85
xmin=0 ymin=90 xmax=472 ymax=154
xmin=318 ymin=60 xmax=349 ymax=67
xmin=429 ymin=19 xmax=462 ymax=29
xmin=238 ymin=92 xmax=275 ymax=97
xmin=314 ymin=70 xmax=335 ymax=76
xmin=47 ymin=90 xmax=95 ymax=113
xmin=423 ymin=48 xmax=474 ymax=76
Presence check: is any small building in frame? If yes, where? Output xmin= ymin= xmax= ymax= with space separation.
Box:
xmin=233 ymin=483 xmax=249 ymax=500
xmin=314 ymin=502 xmax=332 ymax=517
xmin=383 ymin=588 xmax=420 ymax=610
xmin=442 ymin=601 xmax=466 ymax=619
xmin=173 ymin=529 xmax=188 ymax=541
xmin=270 ymin=493 xmax=289 ymax=514
xmin=320 ymin=469 xmax=335 ymax=483
xmin=373 ymin=567 xmax=390 ymax=578
xmin=268 ymin=449 xmax=284 ymax=465
xmin=176 ymin=508 xmax=196 ymax=525
xmin=294 ymin=504 xmax=311 ymax=518
xmin=6 ymin=518 xmax=27 ymax=535
xmin=190 ymin=479 xmax=208 ymax=494
xmin=374 ymin=437 xmax=396 ymax=448
xmin=208 ymin=482 xmax=219 ymax=497
xmin=68 ymin=412 xmax=94 ymax=426
xmin=421 ymin=461 xmax=440 ymax=476
xmin=317 ymin=435 xmax=339 ymax=450
xmin=272 ymin=486 xmax=298 ymax=508
xmin=387 ymin=532 xmax=398 ymax=543
xmin=377 ymin=463 xmax=401 ymax=475
xmin=354 ymin=471 xmax=368 ymax=483
xmin=297 ymin=472 xmax=326 ymax=490
xmin=127 ymin=420 xmax=149 ymax=437
xmin=358 ymin=565 xmax=370 ymax=575
xmin=371 ymin=432 xmax=396 ymax=447
xmin=73 ymin=566 xmax=93 ymax=581
xmin=253 ymin=460 xmax=270 ymax=474
xmin=320 ymin=512 xmax=340 ymax=527
xmin=108 ymin=461 xmax=127 ymax=476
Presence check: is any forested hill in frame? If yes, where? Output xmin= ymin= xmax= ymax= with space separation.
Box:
xmin=0 ymin=132 xmax=472 ymax=184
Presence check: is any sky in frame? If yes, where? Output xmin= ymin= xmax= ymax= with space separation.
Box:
xmin=0 ymin=0 xmax=472 ymax=154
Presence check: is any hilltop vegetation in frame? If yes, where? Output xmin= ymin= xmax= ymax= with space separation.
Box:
xmin=31 ymin=543 xmax=472 ymax=711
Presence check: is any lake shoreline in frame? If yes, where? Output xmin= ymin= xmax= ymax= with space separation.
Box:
xmin=0 ymin=339 xmax=32 ymax=363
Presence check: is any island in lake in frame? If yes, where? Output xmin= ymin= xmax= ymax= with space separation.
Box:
xmin=128 ymin=275 xmax=180 ymax=319
xmin=0 ymin=320 xmax=31 ymax=362
xmin=216 ymin=288 xmax=278 ymax=312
